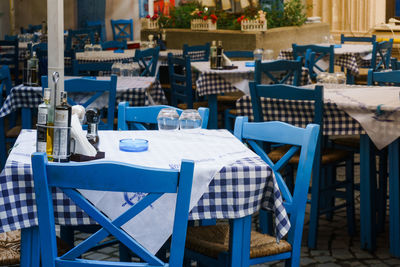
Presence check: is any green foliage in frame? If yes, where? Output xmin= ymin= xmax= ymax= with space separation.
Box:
xmin=168 ymin=1 xmax=202 ymax=28
xmin=265 ymin=0 xmax=308 ymax=28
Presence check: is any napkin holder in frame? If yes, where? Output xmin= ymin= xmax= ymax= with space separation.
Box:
xmin=70 ymin=151 xmax=105 ymax=162
xmin=221 ymin=53 xmax=238 ymax=69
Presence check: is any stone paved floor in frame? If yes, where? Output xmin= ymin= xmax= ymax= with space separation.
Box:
xmin=69 ymin=162 xmax=400 ymax=266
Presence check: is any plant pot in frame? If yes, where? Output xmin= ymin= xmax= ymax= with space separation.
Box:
xmin=141 ymin=18 xmax=159 ymax=30
xmin=191 ymin=19 xmax=217 ymax=31
xmin=241 ymin=20 xmax=267 ymax=32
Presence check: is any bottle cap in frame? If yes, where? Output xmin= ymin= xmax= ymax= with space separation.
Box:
xmin=218 ymin=40 xmax=222 ymax=45
xmin=33 ymin=51 xmax=37 ymax=57
xmin=212 ymin=40 xmax=216 ymax=46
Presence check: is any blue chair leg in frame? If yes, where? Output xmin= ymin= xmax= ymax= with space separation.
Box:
xmin=208 ymin=94 xmax=218 ymax=129
xmin=259 ymin=209 xmax=274 ymax=235
xmin=377 ymin=148 xmax=388 ymax=233
xmin=388 ymin=138 xmax=400 ymax=257
xmin=229 ymin=216 xmax=251 ymax=267
xmin=20 ymin=226 xmax=40 ymax=267
xmin=308 ymin=141 xmax=321 ymax=249
xmin=346 ymin=70 xmax=355 ymax=84
xmin=346 ymin=156 xmax=356 ymax=236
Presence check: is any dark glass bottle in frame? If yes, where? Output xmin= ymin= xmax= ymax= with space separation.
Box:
xmin=216 ymin=40 xmax=223 ymax=70
xmin=53 ymin=92 xmax=71 ymax=162
xmin=85 ymin=108 xmax=100 ymax=150
xmin=36 ymin=88 xmax=51 ymax=153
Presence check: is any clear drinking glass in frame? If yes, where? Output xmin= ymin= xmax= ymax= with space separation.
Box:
xmin=335 ymin=72 xmax=346 ymax=84
xmin=316 ymin=72 xmax=328 ymax=84
xmin=157 ymin=108 xmax=180 ymax=130
xmin=263 ymin=49 xmax=274 ymax=60
xmin=93 ymin=44 xmax=102 ymax=51
xmin=253 ymin=48 xmax=263 ymax=61
xmin=111 ymin=62 xmax=121 ymax=76
xmin=84 ymin=44 xmax=93 ymax=52
xmin=179 ymin=109 xmax=202 ymax=130
xmin=120 ymin=64 xmax=130 ymax=77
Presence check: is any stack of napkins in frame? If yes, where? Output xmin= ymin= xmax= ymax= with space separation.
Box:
xmin=70 ymin=114 xmax=97 ymax=157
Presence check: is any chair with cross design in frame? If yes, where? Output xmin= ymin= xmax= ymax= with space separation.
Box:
xmin=134 ymin=46 xmax=160 ymax=77
xmin=111 ymin=19 xmax=134 ymax=42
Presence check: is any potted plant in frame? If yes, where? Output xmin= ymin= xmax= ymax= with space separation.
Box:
xmin=190 ymin=8 xmax=218 ymax=31
xmin=141 ymin=14 xmax=159 ymax=30
xmin=239 ymin=10 xmax=267 ymax=32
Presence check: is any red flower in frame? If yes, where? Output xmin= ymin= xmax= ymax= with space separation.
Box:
xmin=203 ymin=15 xmax=208 ymax=21
xmin=210 ymin=14 xmax=217 ymax=20
xmin=146 ymin=15 xmax=151 ymax=19
xmin=241 ymin=15 xmax=245 ymax=19
xmin=151 ymin=14 xmax=158 ymax=20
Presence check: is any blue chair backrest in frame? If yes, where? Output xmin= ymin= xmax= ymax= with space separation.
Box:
xmin=183 ymin=43 xmax=210 ymax=62
xmin=233 ymin=116 xmax=319 ymax=259
xmin=86 ymin=20 xmax=106 ymax=42
xmin=72 ymin=60 xmax=113 ymax=76
xmin=340 ymin=34 xmax=376 ymax=44
xmin=101 ymin=40 xmax=127 ymax=50
xmin=391 ymin=57 xmax=400 ymax=70
xmin=249 ymin=82 xmax=324 ymax=127
xmin=224 ymin=50 xmax=254 ymax=59
xmin=0 ymin=39 xmax=19 ymax=84
xmin=111 ymin=19 xmax=134 ymax=41
xmin=32 ymin=152 xmax=195 ymax=267
xmin=0 ymin=66 xmax=13 ymax=98
xmin=371 ymin=39 xmax=393 ymax=71
xmin=4 ymin=35 xmax=18 ymax=41
xmin=168 ymin=53 xmax=195 ymax=108
xmin=254 ymin=57 xmax=303 ymax=86
xmin=292 ymin=44 xmax=334 ymax=80
xmin=134 ymin=46 xmax=160 ymax=77
xmin=42 ymin=75 xmax=117 ymax=130
xmin=117 ymin=102 xmax=209 ymax=130
xmin=66 ymin=28 xmax=96 ymax=52
xmin=367 ymin=69 xmax=400 ymax=86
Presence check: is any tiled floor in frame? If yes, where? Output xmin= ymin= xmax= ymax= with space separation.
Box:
xmin=70 ymin=162 xmax=400 ymax=266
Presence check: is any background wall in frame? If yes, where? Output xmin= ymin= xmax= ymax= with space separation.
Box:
xmin=0 ymin=1 xmax=10 ymax=38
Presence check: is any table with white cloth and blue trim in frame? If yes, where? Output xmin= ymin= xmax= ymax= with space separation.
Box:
xmin=0 ymin=129 xmax=289 ymax=267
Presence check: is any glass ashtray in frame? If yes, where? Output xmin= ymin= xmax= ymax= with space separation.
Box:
xmin=119 ymin=139 xmax=149 ymax=152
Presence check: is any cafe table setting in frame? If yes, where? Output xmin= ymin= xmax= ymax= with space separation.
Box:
xmin=0 ymin=126 xmax=289 ymax=267
xmin=235 ymin=82 xmax=400 ymax=256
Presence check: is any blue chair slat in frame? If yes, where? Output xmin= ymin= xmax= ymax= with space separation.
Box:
xmin=86 ymin=20 xmax=106 ymax=43
xmin=183 ymin=43 xmax=210 ymax=62
xmin=111 ymin=19 xmax=134 ymax=41
xmin=117 ymin=102 xmax=209 ymax=130
xmin=72 ymin=60 xmax=113 ymax=76
xmin=255 ymin=57 xmax=303 ymax=86
xmin=371 ymin=39 xmax=393 ymax=71
xmin=42 ymin=75 xmax=117 ymax=130
xmin=32 ymin=152 xmax=195 ymax=266
xmin=4 ymin=35 xmax=18 ymax=41
xmin=101 ymin=40 xmax=127 ymax=50
xmin=367 ymin=69 xmax=400 ymax=86
xmin=0 ymin=39 xmax=19 ymax=84
xmin=391 ymin=57 xmax=400 ymax=70
xmin=168 ymin=53 xmax=196 ymax=108
xmin=292 ymin=44 xmax=334 ymax=81
xmin=340 ymin=34 xmax=376 ymax=44
xmin=184 ymin=117 xmax=320 ymax=266
xmin=224 ymin=50 xmax=254 ymax=59
xmin=134 ymin=46 xmax=160 ymax=77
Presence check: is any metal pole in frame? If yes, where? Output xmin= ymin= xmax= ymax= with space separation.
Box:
xmin=47 ymin=0 xmax=64 ymax=107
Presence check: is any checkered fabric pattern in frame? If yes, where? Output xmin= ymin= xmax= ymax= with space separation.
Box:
xmin=279 ymin=50 xmax=368 ymax=76
xmin=0 ymin=80 xmax=167 ymax=118
xmin=236 ymin=95 xmax=365 ymax=135
xmin=0 ymin=156 xmax=289 ymax=240
xmin=195 ymin=68 xmax=311 ymax=97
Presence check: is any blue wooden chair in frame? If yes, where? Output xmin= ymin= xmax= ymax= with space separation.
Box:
xmin=0 ymin=66 xmax=19 ymax=168
xmin=101 ymin=40 xmax=127 ymax=50
xmin=65 ymin=28 xmax=96 ymax=55
xmin=184 ymin=117 xmax=320 ymax=267
xmin=134 ymin=46 xmax=160 ymax=77
xmin=117 ymin=102 xmax=209 ymax=130
xmin=72 ymin=60 xmax=113 ymax=76
xmin=4 ymin=35 xmax=18 ymax=41
xmin=183 ymin=43 xmax=210 ymax=62
xmin=340 ymin=34 xmax=376 ymax=44
xmin=224 ymin=57 xmax=303 ymax=132
xmin=224 ymin=50 xmax=254 ymax=59
xmin=32 ymin=152 xmax=195 ymax=267
xmin=391 ymin=57 xmax=400 ymax=70
xmin=86 ymin=20 xmax=106 ymax=42
xmin=249 ymin=83 xmax=355 ymax=249
xmin=371 ymin=39 xmax=393 ymax=71
xmin=42 ymin=75 xmax=117 ymax=130
xmin=292 ymin=44 xmax=334 ymax=81
xmin=111 ymin=19 xmax=134 ymax=41
xmin=0 ymin=39 xmax=19 ymax=84
xmin=367 ymin=69 xmax=400 ymax=86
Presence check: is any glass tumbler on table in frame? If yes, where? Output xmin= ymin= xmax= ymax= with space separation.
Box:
xmin=157 ymin=108 xmax=179 ymax=130
xmin=253 ymin=48 xmax=263 ymax=61
xmin=179 ymin=109 xmax=202 ymax=131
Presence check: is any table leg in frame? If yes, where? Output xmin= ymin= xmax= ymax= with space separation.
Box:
xmin=346 ymin=70 xmax=355 ymax=85
xmin=360 ymin=134 xmax=376 ymax=251
xmin=388 ymin=138 xmax=400 ymax=257
xmin=21 ymin=108 xmax=32 ymax=129
xmin=20 ymin=226 xmax=40 ymax=267
xmin=207 ymin=94 xmax=218 ymax=129
xmin=229 ymin=215 xmax=251 ymax=267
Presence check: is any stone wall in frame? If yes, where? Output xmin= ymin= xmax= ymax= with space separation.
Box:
xmin=141 ymin=23 xmax=330 ymax=58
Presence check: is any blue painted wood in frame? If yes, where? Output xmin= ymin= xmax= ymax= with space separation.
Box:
xmin=371 ymin=39 xmax=393 ymax=71
xmin=66 ymin=28 xmax=96 ymax=53
xmin=134 ymin=46 xmax=160 ymax=77
xmin=20 ymin=227 xmax=40 ymax=267
xmin=0 ymin=39 xmax=19 ymax=84
xmin=87 ymin=20 xmax=106 ymax=42
xmin=183 ymin=43 xmax=210 ymax=62
xmin=391 ymin=57 xmax=400 ymax=70
xmin=254 ymin=57 xmax=303 ymax=86
xmin=32 ymin=152 xmax=195 ymax=266
xmin=367 ymin=69 xmax=400 ymax=86
xmin=101 ymin=40 xmax=127 ymax=50
xmin=168 ymin=52 xmax=195 ymax=109
xmin=224 ymin=50 xmax=254 ymax=59
xmin=340 ymin=34 xmax=376 ymax=44
xmin=111 ymin=19 xmax=134 ymax=41
xmin=207 ymin=94 xmax=218 ymax=129
xmin=117 ymin=102 xmax=209 ymax=130
xmin=292 ymin=44 xmax=334 ymax=81
xmin=388 ymin=138 xmax=400 ymax=257
xmin=42 ymin=75 xmax=117 ymax=130
xmin=72 ymin=60 xmax=113 ymax=76
xmin=78 ymin=0 xmax=106 ymax=31
xmin=4 ymin=34 xmax=18 ymax=41
xmin=359 ymin=134 xmax=376 ymax=251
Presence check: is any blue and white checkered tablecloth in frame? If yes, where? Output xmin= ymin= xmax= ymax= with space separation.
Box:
xmin=0 ymin=77 xmax=167 ymax=118
xmin=0 ymin=131 xmax=290 ymax=241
